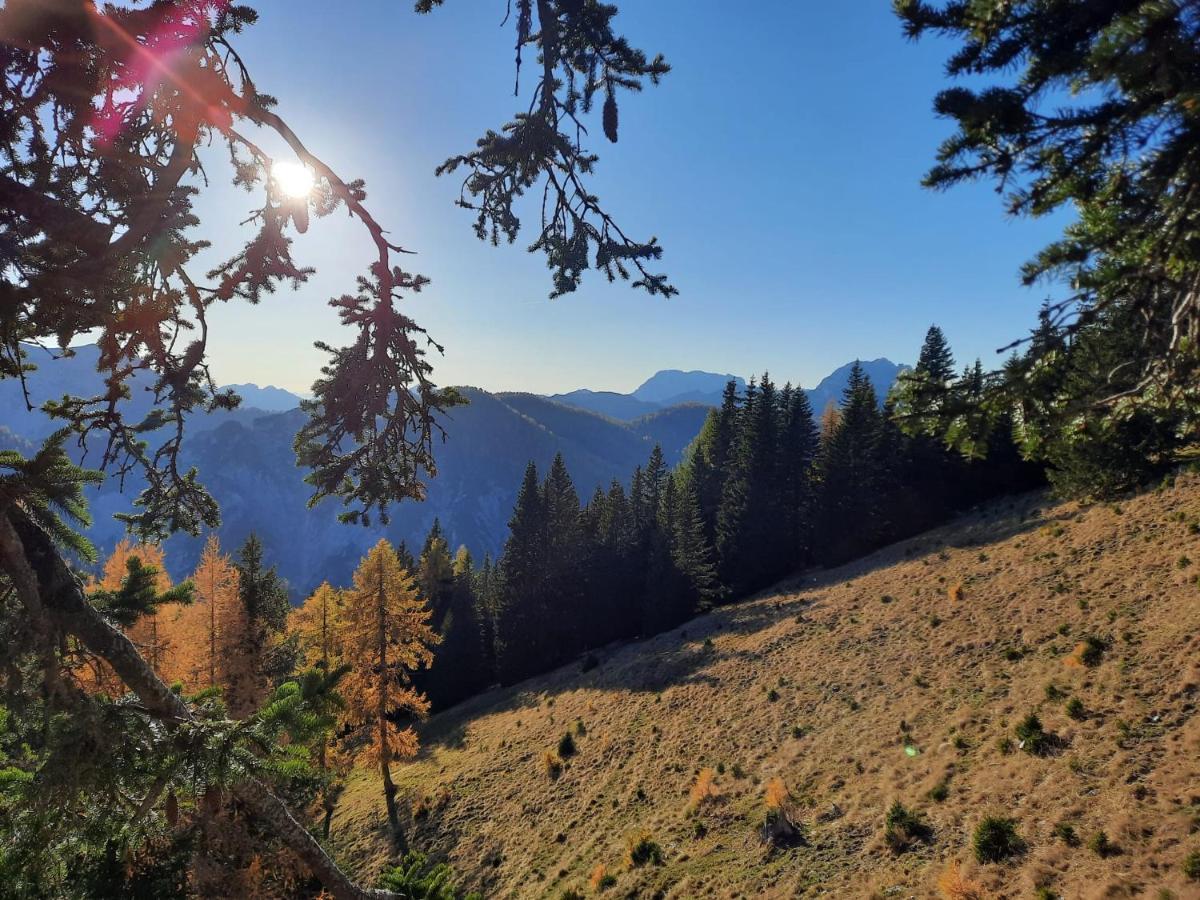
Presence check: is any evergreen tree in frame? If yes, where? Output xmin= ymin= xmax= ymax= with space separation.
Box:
xmin=230 ymin=534 xmax=290 ymax=717
xmin=686 ymin=381 xmax=740 ymax=538
xmin=421 ymin=547 xmax=490 ymax=710
xmin=816 ymin=363 xmax=885 ymax=564
xmin=779 ymin=384 xmax=819 ymax=569
xmin=670 ymin=478 xmax=722 ymax=612
xmin=495 ymin=462 xmax=547 ymax=685
xmin=915 ymin=325 xmax=955 ymax=383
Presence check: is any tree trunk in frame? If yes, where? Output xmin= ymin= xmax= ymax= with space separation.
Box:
xmin=0 ymin=511 xmax=399 ymax=900
xmin=375 ymin=555 xmax=405 ymax=849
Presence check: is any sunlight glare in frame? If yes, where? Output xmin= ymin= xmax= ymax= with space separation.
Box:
xmin=272 ymin=159 xmax=314 ymax=200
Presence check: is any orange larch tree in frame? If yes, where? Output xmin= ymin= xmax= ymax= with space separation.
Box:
xmin=167 ymin=535 xmax=243 ymax=693
xmin=339 ymin=540 xmax=438 ymax=844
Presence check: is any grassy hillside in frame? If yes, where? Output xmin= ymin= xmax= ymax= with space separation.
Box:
xmin=330 ymin=475 xmax=1200 ymax=899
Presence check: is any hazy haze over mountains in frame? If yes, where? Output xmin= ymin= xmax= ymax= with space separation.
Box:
xmin=2 ymin=350 xmax=906 ymax=596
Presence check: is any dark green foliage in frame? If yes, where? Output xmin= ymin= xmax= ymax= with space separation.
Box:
xmin=1052 ymin=822 xmax=1079 ymax=847
xmin=380 ymin=851 xmax=480 ymax=899
xmin=1066 ymin=697 xmax=1085 ymax=721
xmin=626 ymin=834 xmax=663 ymax=867
xmin=973 ymin=816 xmax=1026 ymax=863
xmin=1015 ymin=712 xmax=1053 ymax=756
xmin=883 ymin=800 xmax=933 ymax=853
xmin=557 ymin=732 xmax=577 ymax=758
xmin=89 ymin=558 xmax=194 ymax=628
xmin=1183 ymin=849 xmax=1200 ymax=881
xmin=1079 ymin=635 xmax=1108 ymax=667
xmin=816 ymin=363 xmax=885 ymax=564
xmin=896 ymin=1 xmax=1200 ymax=494
xmin=1087 ymin=830 xmax=1117 ymax=858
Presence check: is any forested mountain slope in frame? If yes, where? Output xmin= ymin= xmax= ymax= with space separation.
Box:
xmin=331 ymin=474 xmax=1200 ymax=899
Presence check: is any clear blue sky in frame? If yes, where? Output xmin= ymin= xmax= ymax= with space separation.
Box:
xmin=196 ymin=0 xmax=1069 ymax=396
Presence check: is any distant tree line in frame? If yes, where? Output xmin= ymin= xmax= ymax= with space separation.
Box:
xmin=410 ymin=325 xmax=1044 ymax=701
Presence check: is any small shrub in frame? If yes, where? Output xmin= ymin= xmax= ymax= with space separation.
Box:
xmin=559 ymin=891 xmax=583 ymax=900
xmin=1066 ymin=697 xmax=1086 ymax=720
xmin=380 ymin=852 xmax=475 ymax=899
xmin=692 ymin=819 xmax=707 ymax=839
xmin=1044 ymin=682 xmax=1066 ymax=701
xmin=1015 ymin=712 xmax=1053 ymax=756
xmin=766 ymin=688 xmax=779 ymax=702
xmin=1183 ymin=849 xmax=1200 ymax=880
xmin=557 ymin=732 xmax=577 ymax=758
xmin=715 ymin=761 xmax=725 ymax=775
xmin=790 ymin=724 xmax=806 ymax=739
xmin=996 ymin=737 xmax=1014 ymax=755
xmin=624 ymin=831 xmax=662 ymax=868
xmin=1076 ymin=635 xmax=1108 ymax=667
xmin=542 ymin=751 xmax=563 ymax=780
xmin=731 ymin=763 xmax=745 ymax=779
xmin=689 ymin=767 xmax=719 ymax=809
xmin=928 ymin=777 xmax=950 ymax=803
xmin=1034 ymin=889 xmax=1059 ymax=900
xmin=1052 ymin=821 xmax=1079 ymax=846
xmin=1087 ymin=830 xmax=1117 ymax=858
xmin=948 ymin=583 xmax=964 ymax=603
xmin=589 ymin=864 xmax=616 ymax=892
xmin=973 ymin=816 xmax=1026 ymax=863
xmin=883 ymin=800 xmax=933 ymax=853
xmin=574 ymin=719 xmax=586 ymax=736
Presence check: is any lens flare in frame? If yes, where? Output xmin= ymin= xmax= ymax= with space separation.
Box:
xmin=272 ymin=160 xmax=314 ymax=199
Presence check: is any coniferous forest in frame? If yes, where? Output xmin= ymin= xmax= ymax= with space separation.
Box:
xmin=3 ymin=1 xmax=1200 ymax=898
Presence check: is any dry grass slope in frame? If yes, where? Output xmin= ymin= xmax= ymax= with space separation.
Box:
xmin=330 ymin=475 xmax=1200 ymax=898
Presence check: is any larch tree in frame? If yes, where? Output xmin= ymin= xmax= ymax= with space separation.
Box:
xmin=289 ymin=582 xmax=350 ymax=839
xmin=0 ymin=0 xmax=672 ymax=893
xmin=170 ymin=535 xmax=242 ymax=692
xmin=339 ymin=539 xmax=438 ymax=846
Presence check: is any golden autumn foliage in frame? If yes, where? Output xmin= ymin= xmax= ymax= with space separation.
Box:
xmin=164 ymin=535 xmax=245 ymax=693
xmin=689 ymin=766 xmax=720 ymax=809
xmin=289 ymin=582 xmax=344 ymax=673
xmin=937 ymin=860 xmax=986 ymax=899
xmin=765 ymin=776 xmax=791 ymax=811
xmin=339 ymin=539 xmax=439 ymax=831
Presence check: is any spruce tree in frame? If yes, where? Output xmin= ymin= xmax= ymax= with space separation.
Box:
xmin=541 ymin=453 xmax=585 ymax=660
xmin=230 ymin=534 xmax=290 ymax=717
xmin=687 ymin=381 xmax=740 ymax=538
xmin=816 ymin=363 xmax=885 ymax=565
xmin=496 ymin=462 xmax=547 ymax=685
xmin=671 ymin=478 xmax=722 ymax=612
xmin=779 ymin=384 xmax=819 ymax=570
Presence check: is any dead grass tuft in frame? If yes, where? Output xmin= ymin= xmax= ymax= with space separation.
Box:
xmin=689 ymin=766 xmax=719 ymax=810
xmin=764 ymin=776 xmax=790 ymax=811
xmin=948 ymin=582 xmax=965 ymax=603
xmin=937 ymin=860 xmax=986 ymax=899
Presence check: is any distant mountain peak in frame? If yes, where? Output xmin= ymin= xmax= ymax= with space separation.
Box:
xmin=632 ymin=369 xmax=745 ymax=405
xmin=223 ymin=383 xmax=303 ymax=412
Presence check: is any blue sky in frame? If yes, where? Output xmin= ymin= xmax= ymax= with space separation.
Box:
xmin=196 ymin=1 xmax=1069 ymax=396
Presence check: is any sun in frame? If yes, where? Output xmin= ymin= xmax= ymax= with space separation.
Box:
xmin=271 ymin=159 xmax=314 ymax=199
